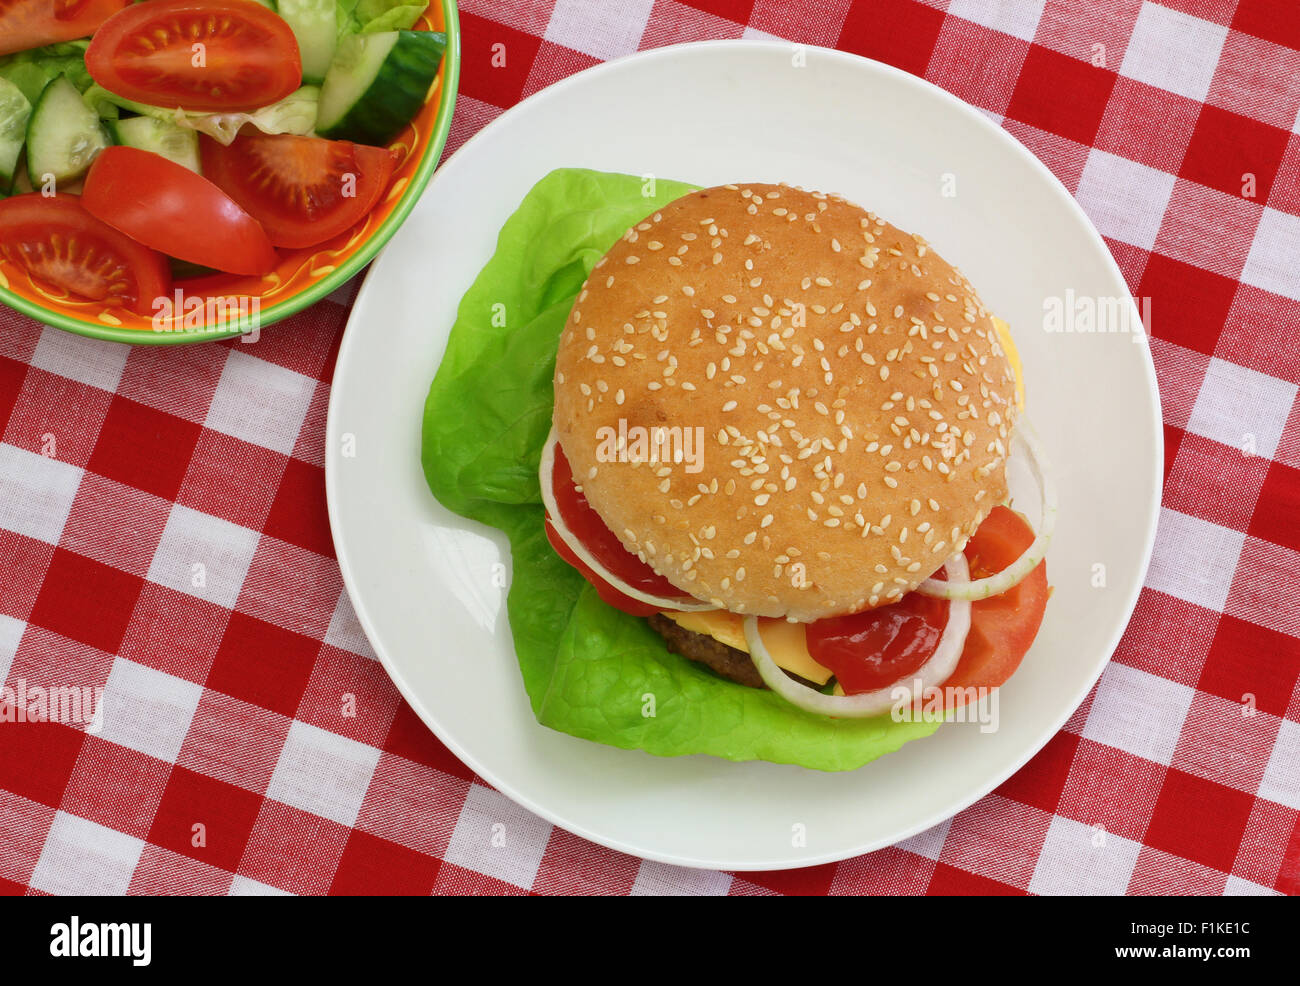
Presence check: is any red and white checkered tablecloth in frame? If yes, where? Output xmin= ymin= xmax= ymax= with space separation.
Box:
xmin=1 ymin=0 xmax=1297 ymax=897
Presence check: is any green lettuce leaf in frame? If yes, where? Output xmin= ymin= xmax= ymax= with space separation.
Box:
xmin=420 ymin=168 xmax=942 ymax=771
xmin=0 ymin=41 xmax=92 ymax=105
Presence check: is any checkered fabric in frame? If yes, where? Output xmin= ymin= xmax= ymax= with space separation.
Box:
xmin=1 ymin=0 xmax=1298 ymax=896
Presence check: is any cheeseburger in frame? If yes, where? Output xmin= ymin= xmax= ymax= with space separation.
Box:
xmin=539 ymin=183 xmax=1054 ymax=717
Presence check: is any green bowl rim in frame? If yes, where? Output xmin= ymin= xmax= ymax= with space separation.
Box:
xmin=0 ymin=0 xmax=461 ymax=347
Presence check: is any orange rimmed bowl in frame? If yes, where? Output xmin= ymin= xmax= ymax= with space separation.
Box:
xmin=0 ymin=0 xmax=459 ymax=345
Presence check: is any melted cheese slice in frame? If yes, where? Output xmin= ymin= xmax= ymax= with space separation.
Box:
xmin=991 ymin=316 xmax=1025 ymax=411
xmin=662 ymin=610 xmax=834 ymax=685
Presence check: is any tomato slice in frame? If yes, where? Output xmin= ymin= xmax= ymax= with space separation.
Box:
xmin=549 ymin=441 xmax=695 ymax=602
xmin=943 ymin=505 xmax=1049 ymax=697
xmin=0 ymin=192 xmax=169 ymax=315
xmin=544 ymin=518 xmax=661 ymax=618
xmin=807 ymin=592 xmax=950 ymax=694
xmin=85 ymin=0 xmax=301 ymax=112
xmin=81 ymin=146 xmax=277 ymax=276
xmin=0 ymin=0 xmax=129 ymax=57
xmin=200 ymin=134 xmax=398 ymax=250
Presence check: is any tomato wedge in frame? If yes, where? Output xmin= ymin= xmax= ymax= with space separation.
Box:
xmin=82 ymin=147 xmax=277 ymax=276
xmin=85 ymin=0 xmax=301 ymax=112
xmin=0 ymin=193 xmax=169 ymax=315
xmin=943 ymin=505 xmax=1049 ymax=696
xmin=548 ymin=440 xmax=695 ymax=608
xmin=200 ymin=134 xmax=398 ymax=249
xmin=0 ymin=0 xmax=129 ymax=57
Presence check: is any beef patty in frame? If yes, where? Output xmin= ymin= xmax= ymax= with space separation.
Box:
xmin=646 ymin=614 xmax=823 ymax=690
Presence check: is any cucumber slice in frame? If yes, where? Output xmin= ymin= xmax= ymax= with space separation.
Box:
xmin=317 ymin=30 xmax=444 ymax=146
xmin=109 ymin=116 xmax=201 ymax=173
xmin=25 ymin=75 xmax=110 ymax=187
xmin=278 ymin=0 xmax=338 ymax=86
xmin=0 ymin=77 xmax=32 ymax=192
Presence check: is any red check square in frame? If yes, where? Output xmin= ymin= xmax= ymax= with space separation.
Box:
xmin=329 ymin=829 xmax=441 ymax=895
xmin=1137 ymin=253 xmax=1239 ymax=358
xmin=28 ymin=549 xmax=143 ymax=655
xmin=994 ymin=730 xmax=1080 ymax=814
xmin=1143 ymin=768 xmax=1255 ymax=873
xmin=86 ymin=395 xmax=202 ymax=502
xmin=262 ymin=458 xmax=334 ymax=559
xmin=744 ymin=861 xmax=837 ymax=896
xmin=927 ymin=862 xmax=1022 ymax=895
xmin=678 ymin=0 xmax=754 ymax=22
xmin=147 ymin=765 xmax=264 ymax=873
xmin=0 ymin=356 xmax=26 ymax=438
xmin=459 ymin=10 xmax=543 ymax=107
xmin=1006 ymin=45 xmax=1116 ymax=146
xmin=1231 ymin=0 xmax=1300 ymax=50
xmin=1179 ymin=104 xmax=1290 ymax=203
xmin=60 ymin=736 xmax=170 ymax=840
xmin=1249 ymin=461 xmax=1300 ymax=552
xmin=838 ymin=0 xmax=945 ymax=78
xmin=0 ymin=717 xmax=84 ymax=809
xmin=206 ymin=612 xmax=320 ymax=719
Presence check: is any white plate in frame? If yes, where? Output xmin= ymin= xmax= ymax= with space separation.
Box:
xmin=326 ymin=41 xmax=1162 ymax=870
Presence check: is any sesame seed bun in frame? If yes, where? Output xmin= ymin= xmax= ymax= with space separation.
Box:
xmin=552 ymin=183 xmax=1018 ymax=622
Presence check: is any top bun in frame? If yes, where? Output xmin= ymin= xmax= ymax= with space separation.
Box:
xmin=552 ymin=183 xmax=1017 ymax=622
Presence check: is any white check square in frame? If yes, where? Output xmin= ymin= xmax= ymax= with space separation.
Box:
xmin=1257 ymin=718 xmax=1300 ymax=810
xmin=1082 ymin=662 xmax=1195 ymax=765
xmin=28 ymin=811 xmax=144 ymax=895
xmin=203 ymin=350 xmax=316 ymax=456
xmin=1145 ymin=508 xmax=1246 ymax=613
xmin=632 ymin=859 xmax=734 ymax=896
xmin=95 ymin=658 xmax=204 ymax=763
xmin=545 ymin=0 xmax=654 ymax=61
xmin=145 ymin=503 xmax=260 ymax=610
xmin=265 ymin=720 xmax=381 ymax=828
xmin=1241 ymin=207 xmax=1300 ymax=302
xmin=0 ymin=443 xmax=83 ymax=545
xmin=228 ymin=874 xmax=294 ymax=896
xmin=948 ymin=0 xmax=1046 ymax=42
xmin=1119 ymin=2 xmax=1228 ymax=102
xmin=1029 ymin=815 xmax=1142 ymax=895
xmin=1186 ymin=357 xmax=1298 ymax=461
xmin=443 ymin=783 xmax=552 ymax=890
xmin=29 ymin=325 xmax=130 ymax=393
xmin=1074 ymin=149 xmax=1176 ymax=251
xmin=324 ymin=589 xmax=376 ymax=659
xmin=0 ymin=614 xmax=23 ymax=688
